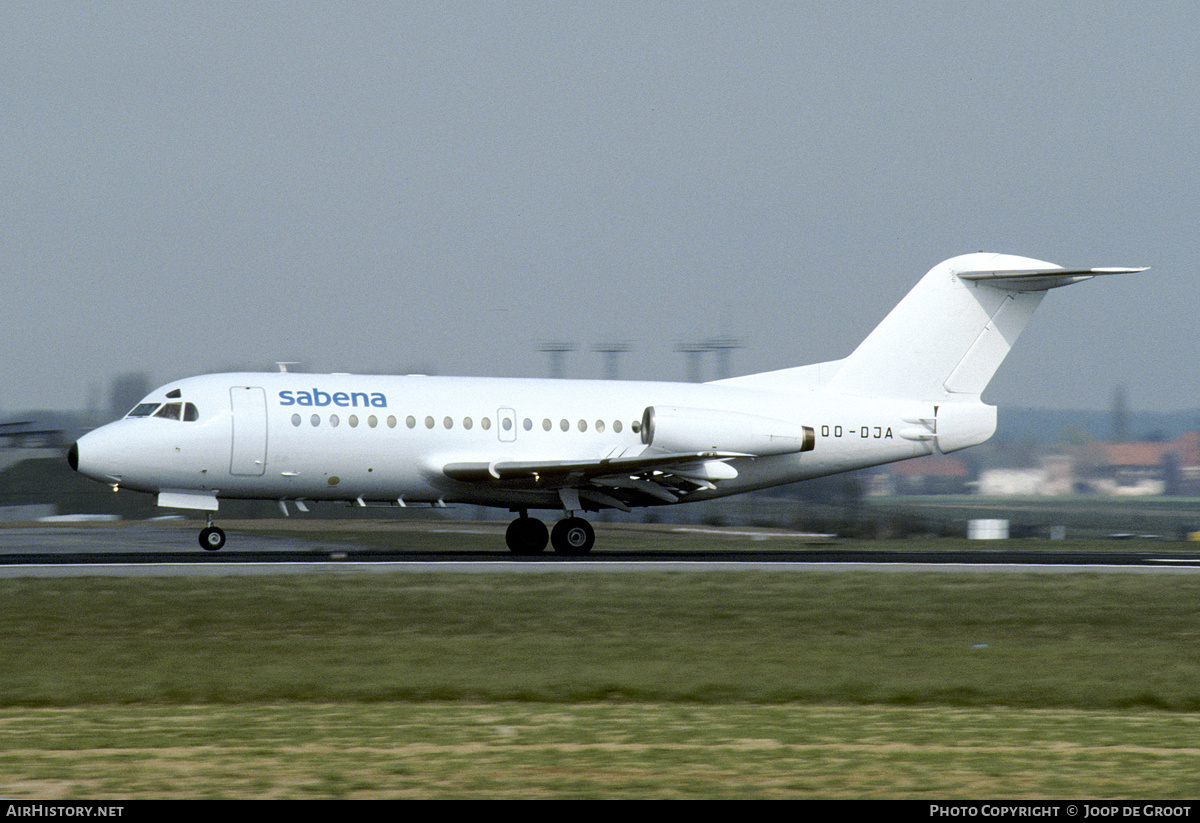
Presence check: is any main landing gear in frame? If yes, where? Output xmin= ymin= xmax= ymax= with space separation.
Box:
xmin=551 ymin=517 xmax=595 ymax=555
xmin=195 ymin=511 xmax=595 ymax=554
xmin=198 ymin=514 xmax=226 ymax=551
xmin=505 ymin=513 xmax=595 ymax=555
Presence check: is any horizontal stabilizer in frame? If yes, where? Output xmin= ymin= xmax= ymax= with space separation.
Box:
xmin=957 ymin=267 xmax=1146 ymax=291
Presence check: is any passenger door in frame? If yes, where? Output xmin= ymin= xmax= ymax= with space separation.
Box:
xmin=229 ymin=386 xmax=268 ymax=475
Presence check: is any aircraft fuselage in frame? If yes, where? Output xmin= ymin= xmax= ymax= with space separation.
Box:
xmin=73 ymin=372 xmax=934 ymax=509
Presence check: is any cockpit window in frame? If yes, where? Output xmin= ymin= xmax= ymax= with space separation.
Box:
xmin=127 ymin=401 xmax=199 ymax=421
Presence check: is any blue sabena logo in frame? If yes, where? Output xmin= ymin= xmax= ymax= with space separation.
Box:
xmin=278 ymin=389 xmax=387 ymax=408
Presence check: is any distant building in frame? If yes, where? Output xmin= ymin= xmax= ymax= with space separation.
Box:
xmin=879 ymin=432 xmax=1200 ymax=498
xmin=870 ymin=453 xmax=971 ymax=495
xmin=0 ymin=413 xmax=77 ymax=474
xmin=972 ymin=453 xmax=1063 ymax=496
xmin=1075 ymin=432 xmax=1200 ymax=496
xmin=0 ymin=418 xmax=66 ymax=450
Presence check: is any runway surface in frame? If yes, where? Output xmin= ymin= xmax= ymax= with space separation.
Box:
xmin=4 ymin=523 xmax=1200 ymax=577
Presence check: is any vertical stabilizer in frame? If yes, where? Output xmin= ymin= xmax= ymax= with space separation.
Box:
xmin=824 ymin=253 xmax=1142 ymax=402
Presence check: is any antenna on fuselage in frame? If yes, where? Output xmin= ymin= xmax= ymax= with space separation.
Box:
xmin=275 ymin=362 xmax=300 ymax=373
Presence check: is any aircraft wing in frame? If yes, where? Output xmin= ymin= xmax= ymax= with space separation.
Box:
xmin=442 ymin=451 xmax=744 ymax=509
xmin=957 ymin=267 xmax=1146 ymax=291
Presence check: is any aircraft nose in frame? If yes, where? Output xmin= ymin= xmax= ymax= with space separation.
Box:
xmin=68 ymin=429 xmax=124 ymax=485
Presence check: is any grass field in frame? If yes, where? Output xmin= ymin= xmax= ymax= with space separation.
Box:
xmin=3 ymin=527 xmax=1200 ymax=797
xmin=5 ymin=703 xmax=1200 ymax=799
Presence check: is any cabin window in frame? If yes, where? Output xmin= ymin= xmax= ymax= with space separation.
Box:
xmin=348 ymin=415 xmax=359 ymax=428
xmin=613 ymin=420 xmax=623 ymax=433
xmin=292 ymin=414 xmax=302 ymax=427
xmin=595 ymin=419 xmax=605 ymax=432
xmin=387 ymin=415 xmax=397 ymax=428
xmin=443 ymin=416 xmax=453 ymax=429
xmin=542 ymin=418 xmax=552 ymax=431
xmin=481 ymin=417 xmax=491 ymax=430
xmin=560 ymin=418 xmax=569 ymax=432
xmin=463 ymin=417 xmax=473 ymax=430
xmin=406 ymin=415 xmax=416 ymax=428
xmin=425 ymin=416 xmax=435 ymax=429
xmin=501 ymin=417 xmax=513 ymax=431
xmin=368 ymin=415 xmax=378 ymax=428
xmin=523 ymin=418 xmax=532 ymax=431
xmin=578 ymin=419 xmax=587 ymax=432
xmin=329 ymin=414 xmax=340 ymax=427
xmin=311 ymin=414 xmax=321 ymax=427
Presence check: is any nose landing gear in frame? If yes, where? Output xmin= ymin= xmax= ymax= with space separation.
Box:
xmin=198 ymin=514 xmax=226 ymax=551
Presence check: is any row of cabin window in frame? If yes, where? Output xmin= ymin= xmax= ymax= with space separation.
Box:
xmin=290 ymin=413 xmax=642 ymax=434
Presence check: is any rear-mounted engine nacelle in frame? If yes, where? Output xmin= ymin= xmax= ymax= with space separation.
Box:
xmin=640 ymin=406 xmax=815 ymax=456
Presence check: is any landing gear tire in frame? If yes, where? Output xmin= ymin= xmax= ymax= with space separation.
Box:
xmin=551 ymin=517 xmax=595 ymax=555
xmin=199 ymin=526 xmax=226 ymax=551
xmin=506 ymin=517 xmax=548 ymax=555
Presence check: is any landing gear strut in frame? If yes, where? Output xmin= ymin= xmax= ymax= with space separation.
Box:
xmin=198 ymin=514 xmax=226 ymax=551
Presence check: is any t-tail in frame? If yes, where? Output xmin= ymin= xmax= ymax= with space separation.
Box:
xmin=720 ymin=252 xmax=1145 ymax=452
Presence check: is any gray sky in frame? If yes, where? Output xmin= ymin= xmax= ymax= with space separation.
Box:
xmin=3 ymin=2 xmax=1196 ymax=414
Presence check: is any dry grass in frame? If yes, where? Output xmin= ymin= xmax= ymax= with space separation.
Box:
xmin=4 ymin=703 xmax=1200 ymax=798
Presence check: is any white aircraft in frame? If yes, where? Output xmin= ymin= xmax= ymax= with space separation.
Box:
xmin=68 ymin=253 xmax=1143 ymax=554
